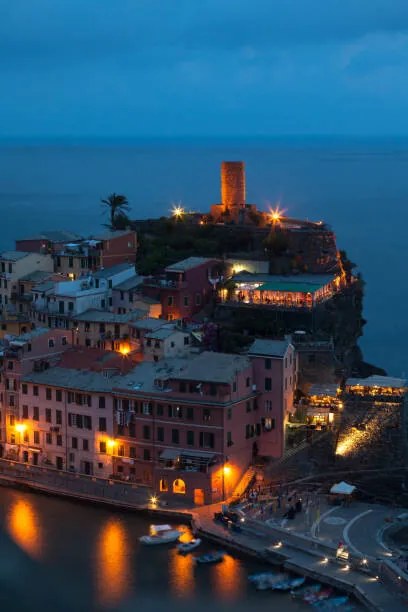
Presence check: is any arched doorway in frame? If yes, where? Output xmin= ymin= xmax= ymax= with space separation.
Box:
xmin=194 ymin=489 xmax=205 ymax=505
xmin=173 ymin=478 xmax=186 ymax=494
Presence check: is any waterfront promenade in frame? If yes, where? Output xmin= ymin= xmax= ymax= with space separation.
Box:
xmin=0 ymin=458 xmax=407 ymax=610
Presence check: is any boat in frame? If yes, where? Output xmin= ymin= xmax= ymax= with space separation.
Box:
xmin=177 ymin=538 xmax=202 ymax=554
xmin=139 ymin=524 xmax=183 ymax=545
xmin=277 ymin=576 xmax=305 ymax=590
xmin=305 ymin=587 xmax=333 ymax=604
xmin=248 ymin=571 xmax=277 ymax=583
xmin=255 ymin=573 xmax=290 ymax=590
xmin=313 ymin=596 xmax=349 ymax=609
xmin=291 ymin=583 xmax=322 ymax=598
xmin=194 ymin=551 xmax=225 ymax=564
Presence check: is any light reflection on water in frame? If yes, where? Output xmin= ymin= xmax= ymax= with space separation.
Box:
xmin=95 ymin=517 xmax=131 ymax=607
xmin=6 ymin=497 xmax=44 ymax=560
xmin=211 ymin=553 xmax=245 ymax=602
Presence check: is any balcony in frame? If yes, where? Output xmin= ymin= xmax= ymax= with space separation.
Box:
xmin=143 ymin=276 xmax=188 ymax=290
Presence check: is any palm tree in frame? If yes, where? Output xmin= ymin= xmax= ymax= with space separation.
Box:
xmin=101 ymin=193 xmax=130 ymax=229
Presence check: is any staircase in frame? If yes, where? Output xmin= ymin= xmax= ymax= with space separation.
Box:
xmin=231 ymin=465 xmax=256 ymax=500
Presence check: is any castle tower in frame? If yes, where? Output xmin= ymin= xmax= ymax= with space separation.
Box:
xmin=221 ymin=161 xmax=246 ymax=210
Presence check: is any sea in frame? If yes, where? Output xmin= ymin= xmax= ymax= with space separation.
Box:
xmin=0 ymin=136 xmax=406 ymax=376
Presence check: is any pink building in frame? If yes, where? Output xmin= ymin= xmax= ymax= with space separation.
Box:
xmin=110 ymin=349 xmax=289 ymax=504
xmin=0 ymin=327 xmax=72 ymax=455
xmin=142 ymin=257 xmax=221 ymax=321
xmin=247 ymin=338 xmax=297 ymax=458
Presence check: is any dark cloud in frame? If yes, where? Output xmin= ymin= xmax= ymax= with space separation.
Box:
xmin=0 ymin=0 xmax=408 ymax=136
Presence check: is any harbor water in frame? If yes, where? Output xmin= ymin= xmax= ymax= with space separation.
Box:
xmin=0 ymin=487 xmax=339 ymax=612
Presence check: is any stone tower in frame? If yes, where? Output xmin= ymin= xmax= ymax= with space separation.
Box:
xmin=221 ymin=161 xmax=246 ymax=211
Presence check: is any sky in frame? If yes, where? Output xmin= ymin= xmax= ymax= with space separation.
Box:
xmin=1 ymin=0 xmax=408 ymax=138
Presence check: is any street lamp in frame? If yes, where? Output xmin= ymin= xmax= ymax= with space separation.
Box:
xmin=15 ymin=423 xmax=27 ymax=461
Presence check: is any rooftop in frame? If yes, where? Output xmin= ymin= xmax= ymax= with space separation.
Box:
xmin=145 ymin=325 xmax=181 ymax=340
xmin=171 ymin=351 xmax=251 ymax=383
xmin=90 ymin=229 xmax=135 ymax=241
xmin=32 ymin=281 xmax=54 ymax=293
xmin=6 ymin=327 xmax=52 ymax=345
xmin=59 ymin=348 xmax=139 ymax=373
xmin=17 ymin=230 xmax=82 ymax=243
xmin=19 ymin=270 xmax=54 ymax=283
xmin=74 ymin=309 xmax=146 ymax=323
xmin=130 ymin=318 xmax=167 ymax=331
xmin=114 ymin=275 xmax=144 ymax=291
xmin=22 ymin=367 xmax=118 ymax=392
xmin=165 ymin=257 xmax=217 ymax=273
xmin=346 ymin=375 xmax=408 ymax=390
xmin=232 ymin=273 xmax=334 ymax=293
xmin=0 ymin=251 xmax=31 ymax=262
xmin=309 ymin=383 xmax=339 ymax=397
xmin=248 ymin=338 xmax=291 ymax=358
xmin=93 ymin=263 xmax=135 ymax=279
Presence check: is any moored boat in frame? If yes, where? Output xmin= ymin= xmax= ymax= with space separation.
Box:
xmin=177 ymin=538 xmax=202 ymax=554
xmin=194 ymin=551 xmax=225 ymax=564
xmin=139 ymin=524 xmax=183 ymax=545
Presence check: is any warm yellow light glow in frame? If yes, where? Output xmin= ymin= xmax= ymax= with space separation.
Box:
xmin=172 ymin=205 xmax=185 ymax=219
xmin=107 ymin=439 xmax=117 ymax=451
xmin=169 ymin=529 xmax=195 ymax=598
xmin=335 ymin=415 xmax=382 ymax=456
xmin=119 ymin=345 xmax=130 ymax=355
xmin=268 ymin=205 xmax=287 ymax=224
xmin=6 ymin=498 xmax=43 ymax=559
xmin=322 ymin=557 xmax=329 ymax=564
xmin=96 ymin=518 xmax=130 ymax=607
xmin=68 ymin=273 xmax=75 ymax=280
xmin=212 ymin=552 xmax=244 ymax=601
xmin=15 ymin=423 xmax=27 ymax=434
xmin=150 ymin=495 xmax=158 ymax=505
xmin=223 ymin=465 xmax=231 ymax=475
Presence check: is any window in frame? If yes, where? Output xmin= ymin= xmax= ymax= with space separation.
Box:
xmin=265 ymin=377 xmax=272 ymax=391
xmin=128 ymin=423 xmax=136 ymax=438
xmin=48 ymin=339 xmax=55 ymax=348
xmin=227 ymin=431 xmax=233 ymax=447
xmin=186 ymin=407 xmax=194 ymax=420
xmin=246 ymin=377 xmax=250 ymax=387
xmin=157 ymin=427 xmax=164 ymax=442
xmin=98 ymin=396 xmax=105 ymax=409
xmin=199 ymin=432 xmax=214 ymax=448
xmin=62 ymin=336 xmax=67 ymax=346
xmin=33 ymin=385 xmax=39 ymax=397
xmin=143 ymin=449 xmax=151 ymax=461
xmin=72 ymin=437 xmax=78 ymax=449
xmin=195 ymin=293 xmax=202 ymax=306
xmin=22 ymin=405 xmax=28 ymax=419
xmin=263 ymin=417 xmax=275 ymax=431
xmin=7 ymin=361 xmax=13 ymax=370
xmin=142 ymin=402 xmax=152 ymax=415
xmin=143 ymin=425 xmax=150 ymax=440
xmin=84 ymin=416 xmax=92 ymax=430
xmin=46 ymin=388 xmax=52 ymax=401
xmin=246 ymin=401 xmax=251 ymax=413
xmin=56 ymin=410 xmax=62 ymax=425
xmin=203 ymin=408 xmax=211 ymax=422
xmin=23 ymin=431 xmax=29 ymax=443
xmin=179 ymin=382 xmax=186 ymax=393
xmin=45 ymin=408 xmax=52 ymax=423
xmin=167 ymin=296 xmax=174 ymax=306
xmin=245 ymin=424 xmax=254 ymax=439
xmin=187 ymin=431 xmax=194 ymax=446
xmin=172 ymin=429 xmax=179 ymax=444
xmin=33 ymin=431 xmax=40 ymax=444
xmin=157 ymin=404 xmax=163 ymax=417
xmin=118 ymin=445 xmax=125 ymax=457
xmin=8 ymin=263 xmax=12 ymax=274
xmin=183 ymin=296 xmax=189 ymax=306
xmin=56 ymin=435 xmax=63 ymax=446
xmin=227 ymin=407 xmax=232 ymax=420
xmin=232 ymin=381 xmax=237 ymax=392
xmin=99 ymin=441 xmax=107 ymax=454
xmin=56 ymin=390 xmax=62 ymax=402
xmin=285 ymin=377 xmax=287 ymax=390
xmin=68 ymin=302 xmax=74 ymax=312
xmin=129 ymin=447 xmax=136 ymax=458
xmin=209 ymin=383 xmax=217 ymax=396
xmin=99 ymin=417 xmax=107 ymax=432
xmin=265 ymin=358 xmax=271 ymax=370
xmin=83 ymin=439 xmax=89 ymax=451
xmin=184 ymin=336 xmax=189 ymax=345
xmin=46 ymin=433 xmax=52 ymax=444
xmin=33 ymin=406 xmax=39 ymax=421
xmin=68 ymin=256 xmax=73 ymax=268
xmin=265 ymin=400 xmax=273 ymax=412
xmin=99 ymin=323 xmax=105 ymax=333
xmin=285 ymin=357 xmax=288 ymax=368
xmin=27 ymin=343 xmax=31 ymax=352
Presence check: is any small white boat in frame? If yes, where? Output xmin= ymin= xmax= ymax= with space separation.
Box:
xmin=139 ymin=524 xmax=183 ymax=545
xmin=177 ymin=538 xmax=202 ymax=554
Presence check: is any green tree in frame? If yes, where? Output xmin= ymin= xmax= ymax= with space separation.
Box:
xmin=101 ymin=193 xmax=130 ymax=229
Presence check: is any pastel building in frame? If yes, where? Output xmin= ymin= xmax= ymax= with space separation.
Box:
xmin=0 ymin=251 xmax=54 ymax=314
xmin=110 ymin=350 xmax=288 ymax=504
xmin=72 ymin=309 xmax=146 ymax=352
xmin=247 ymin=338 xmax=297 ymax=458
xmin=142 ymin=257 xmax=221 ymax=321
xmin=0 ymin=327 xmax=71 ymax=455
xmin=18 ymin=367 xmax=116 ymax=475
xmin=142 ymin=324 xmax=191 ymax=362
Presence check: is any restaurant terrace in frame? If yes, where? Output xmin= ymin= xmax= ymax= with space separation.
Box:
xmin=219 ymin=272 xmax=344 ymax=310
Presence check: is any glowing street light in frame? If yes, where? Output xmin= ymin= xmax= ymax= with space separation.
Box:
xmin=171 ymin=204 xmax=185 ymax=220
xmin=268 ymin=205 xmax=287 ymax=225
xmin=150 ymin=495 xmax=158 ymax=506
xmin=15 ymin=423 xmax=27 ymax=434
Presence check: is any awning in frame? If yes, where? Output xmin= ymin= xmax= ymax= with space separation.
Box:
xmin=160 ymin=449 xmax=180 ymax=460
xmin=330 ymin=481 xmax=356 ymax=495
xmin=181 ymin=450 xmax=215 ymax=459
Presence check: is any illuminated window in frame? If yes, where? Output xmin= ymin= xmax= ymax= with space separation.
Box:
xmin=173 ymin=478 xmax=186 ymax=494
xmin=160 ymin=479 xmax=168 ymax=492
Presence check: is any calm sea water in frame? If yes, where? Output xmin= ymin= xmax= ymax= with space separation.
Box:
xmin=0 ymin=138 xmax=407 ymax=375
xmin=0 ymin=487 xmax=313 ymax=612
